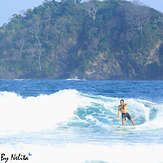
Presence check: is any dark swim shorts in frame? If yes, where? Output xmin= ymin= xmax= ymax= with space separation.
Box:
xmin=122 ymin=113 xmax=131 ymax=121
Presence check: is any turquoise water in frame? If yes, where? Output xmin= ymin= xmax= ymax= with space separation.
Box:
xmin=0 ymin=80 xmax=162 ymax=163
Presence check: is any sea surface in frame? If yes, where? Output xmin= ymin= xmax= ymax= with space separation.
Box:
xmin=0 ymin=80 xmax=162 ymax=163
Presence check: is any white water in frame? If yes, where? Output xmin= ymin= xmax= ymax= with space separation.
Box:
xmin=0 ymin=90 xmax=162 ymax=133
xmin=0 ymin=89 xmax=163 ymax=163
xmin=0 ymin=143 xmax=163 ymax=163
xmin=0 ymin=90 xmax=80 ymax=133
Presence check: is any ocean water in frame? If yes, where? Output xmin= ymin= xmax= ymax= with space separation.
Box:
xmin=0 ymin=80 xmax=162 ymax=163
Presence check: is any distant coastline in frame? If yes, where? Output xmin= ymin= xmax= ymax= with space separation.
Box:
xmin=0 ymin=0 xmax=162 ymax=80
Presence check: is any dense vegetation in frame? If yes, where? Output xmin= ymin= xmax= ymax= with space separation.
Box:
xmin=0 ymin=0 xmax=162 ymax=79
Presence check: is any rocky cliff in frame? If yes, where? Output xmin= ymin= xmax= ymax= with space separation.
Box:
xmin=0 ymin=0 xmax=162 ymax=80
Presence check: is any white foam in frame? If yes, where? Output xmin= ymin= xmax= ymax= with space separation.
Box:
xmin=0 ymin=143 xmax=163 ymax=163
xmin=139 ymin=103 xmax=163 ymax=130
xmin=0 ymin=90 xmax=162 ymax=134
xmin=0 ymin=90 xmax=81 ymax=133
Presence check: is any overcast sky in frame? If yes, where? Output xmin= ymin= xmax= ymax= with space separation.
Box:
xmin=0 ymin=0 xmax=162 ymax=27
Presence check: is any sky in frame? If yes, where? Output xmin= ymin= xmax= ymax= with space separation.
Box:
xmin=0 ymin=0 xmax=162 ymax=27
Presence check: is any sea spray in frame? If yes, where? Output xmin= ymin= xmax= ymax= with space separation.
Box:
xmin=0 ymin=90 xmax=81 ymax=132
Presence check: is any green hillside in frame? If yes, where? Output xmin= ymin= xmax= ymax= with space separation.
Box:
xmin=0 ymin=0 xmax=162 ymax=79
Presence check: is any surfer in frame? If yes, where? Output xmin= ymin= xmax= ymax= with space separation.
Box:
xmin=118 ymin=99 xmax=135 ymax=126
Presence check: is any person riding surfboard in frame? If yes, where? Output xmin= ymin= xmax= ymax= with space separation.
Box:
xmin=118 ymin=99 xmax=135 ymax=126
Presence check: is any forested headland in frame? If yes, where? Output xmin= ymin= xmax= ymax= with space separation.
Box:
xmin=0 ymin=0 xmax=162 ymax=79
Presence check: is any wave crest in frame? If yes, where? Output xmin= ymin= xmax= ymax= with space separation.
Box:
xmin=0 ymin=90 xmax=162 ymax=133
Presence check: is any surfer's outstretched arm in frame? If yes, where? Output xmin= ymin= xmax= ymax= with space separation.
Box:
xmin=118 ymin=106 xmax=121 ymax=120
xmin=124 ymin=102 xmax=128 ymax=106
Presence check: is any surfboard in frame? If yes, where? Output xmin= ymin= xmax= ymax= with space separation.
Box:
xmin=111 ymin=125 xmax=136 ymax=130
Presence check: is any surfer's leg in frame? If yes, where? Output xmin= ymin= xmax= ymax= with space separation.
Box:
xmin=122 ymin=118 xmax=125 ymax=126
xmin=126 ymin=113 xmax=135 ymax=126
xmin=130 ymin=118 xmax=135 ymax=126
